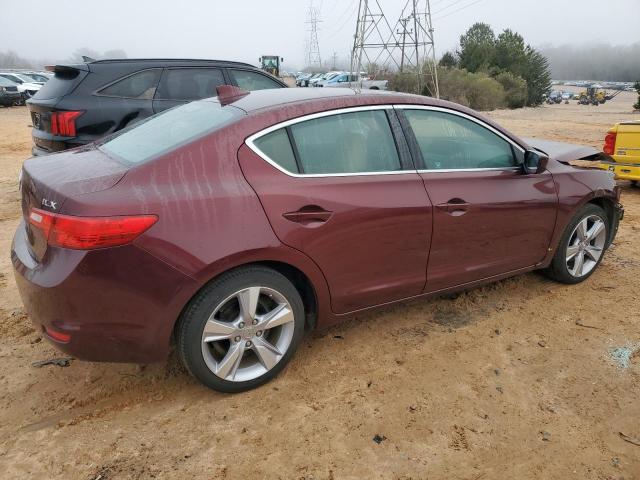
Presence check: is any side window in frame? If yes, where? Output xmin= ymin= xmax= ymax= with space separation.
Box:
xmin=291 ymin=110 xmax=401 ymax=174
xmin=403 ymin=109 xmax=516 ymax=170
xmin=253 ymin=129 xmax=299 ymax=173
xmin=228 ymin=69 xmax=282 ymax=91
xmin=98 ymin=69 xmax=161 ymax=99
xmin=156 ymin=68 xmax=225 ymax=101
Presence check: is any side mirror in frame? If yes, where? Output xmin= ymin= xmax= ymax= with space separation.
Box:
xmin=523 ymin=150 xmax=549 ymax=174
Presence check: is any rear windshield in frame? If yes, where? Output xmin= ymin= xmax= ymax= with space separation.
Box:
xmin=34 ymin=68 xmax=87 ymax=100
xmin=99 ymin=100 xmax=245 ymax=164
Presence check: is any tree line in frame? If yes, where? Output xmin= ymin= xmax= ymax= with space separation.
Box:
xmin=438 ymin=23 xmax=552 ymax=109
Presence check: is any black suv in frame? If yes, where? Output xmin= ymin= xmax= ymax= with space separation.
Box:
xmin=27 ymin=58 xmax=287 ymax=156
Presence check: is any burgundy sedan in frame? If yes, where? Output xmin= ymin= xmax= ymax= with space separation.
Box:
xmin=12 ymin=87 xmax=623 ymax=392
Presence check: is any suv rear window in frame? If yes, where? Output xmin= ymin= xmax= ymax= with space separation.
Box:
xmin=99 ymin=69 xmax=161 ymax=99
xmin=99 ymin=100 xmax=244 ymax=164
xmin=31 ymin=67 xmax=88 ymax=100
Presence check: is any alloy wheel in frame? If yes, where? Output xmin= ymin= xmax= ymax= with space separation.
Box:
xmin=565 ymin=214 xmax=607 ymax=277
xmin=200 ymin=286 xmax=295 ymax=382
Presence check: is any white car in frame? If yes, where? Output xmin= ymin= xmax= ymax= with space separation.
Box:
xmin=0 ymin=73 xmax=42 ymax=98
xmin=311 ymin=71 xmax=342 ymax=87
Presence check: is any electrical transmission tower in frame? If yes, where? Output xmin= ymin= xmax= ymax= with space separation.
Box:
xmin=306 ymin=3 xmax=322 ymax=68
xmin=350 ymin=0 xmax=439 ymax=98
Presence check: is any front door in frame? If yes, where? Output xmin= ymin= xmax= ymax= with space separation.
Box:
xmin=398 ymin=106 xmax=557 ymax=291
xmin=239 ymin=107 xmax=433 ymax=313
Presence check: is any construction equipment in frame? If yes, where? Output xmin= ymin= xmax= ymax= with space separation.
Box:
xmin=577 ymin=86 xmax=605 ymax=105
xmin=259 ymin=56 xmax=283 ymax=77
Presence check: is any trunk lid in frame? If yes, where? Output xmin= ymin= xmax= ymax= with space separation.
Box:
xmin=21 ymin=146 xmax=127 ymax=261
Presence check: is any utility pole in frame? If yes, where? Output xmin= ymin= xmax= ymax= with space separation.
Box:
xmin=397 ymin=17 xmax=412 ymax=73
xmin=350 ymin=0 xmax=439 ymax=97
xmin=306 ymin=2 xmax=322 ymax=68
xmin=332 ymin=51 xmax=338 ymax=70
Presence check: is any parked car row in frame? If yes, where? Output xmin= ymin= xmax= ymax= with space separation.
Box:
xmin=0 ymin=70 xmax=51 ymax=106
xmin=295 ymin=71 xmax=388 ymax=90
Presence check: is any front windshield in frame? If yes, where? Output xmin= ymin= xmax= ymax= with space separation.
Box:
xmin=1 ymin=74 xmax=22 ymax=84
xmin=16 ymin=74 xmax=34 ymax=83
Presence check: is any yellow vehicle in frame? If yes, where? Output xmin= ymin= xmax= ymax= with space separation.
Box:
xmin=577 ymin=87 xmax=606 ymax=105
xmin=598 ymin=121 xmax=640 ymax=183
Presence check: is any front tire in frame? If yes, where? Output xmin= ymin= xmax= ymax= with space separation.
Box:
xmin=545 ymin=204 xmax=608 ymax=284
xmin=177 ymin=266 xmax=305 ymax=393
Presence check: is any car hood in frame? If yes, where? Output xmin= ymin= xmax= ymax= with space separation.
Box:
xmin=523 ymin=137 xmax=602 ymax=162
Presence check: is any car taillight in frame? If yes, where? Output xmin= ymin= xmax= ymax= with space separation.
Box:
xmin=50 ymin=110 xmax=83 ymax=137
xmin=43 ymin=325 xmax=71 ymax=343
xmin=603 ymin=132 xmax=617 ymax=155
xmin=28 ymin=208 xmax=157 ymax=250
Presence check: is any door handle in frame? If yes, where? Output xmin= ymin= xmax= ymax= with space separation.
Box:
xmin=436 ymin=198 xmax=470 ymax=216
xmin=283 ymin=206 xmax=333 ymax=224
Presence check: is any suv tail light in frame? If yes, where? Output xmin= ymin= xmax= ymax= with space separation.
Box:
xmin=50 ymin=110 xmax=83 ymax=137
xmin=28 ymin=208 xmax=157 ymax=250
xmin=603 ymin=132 xmax=617 ymax=155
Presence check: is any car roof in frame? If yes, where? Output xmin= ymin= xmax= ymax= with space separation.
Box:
xmin=227 ymin=87 xmax=425 ymax=113
xmin=88 ymin=58 xmax=256 ymax=68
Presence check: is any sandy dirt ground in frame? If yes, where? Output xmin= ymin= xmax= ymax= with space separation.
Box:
xmin=0 ymin=92 xmax=639 ymax=480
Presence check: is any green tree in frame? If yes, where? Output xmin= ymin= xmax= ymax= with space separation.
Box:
xmin=439 ymin=51 xmax=458 ymax=68
xmin=522 ymin=46 xmax=552 ymax=106
xmin=494 ymin=29 xmax=527 ymax=75
xmin=458 ymin=23 xmax=496 ymax=73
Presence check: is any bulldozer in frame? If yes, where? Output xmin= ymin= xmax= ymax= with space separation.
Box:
xmin=259 ymin=56 xmax=283 ymax=77
xmin=577 ymin=86 xmax=606 ymax=105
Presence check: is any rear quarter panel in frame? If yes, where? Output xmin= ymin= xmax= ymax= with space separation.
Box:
xmin=67 ymin=122 xmax=333 ymax=331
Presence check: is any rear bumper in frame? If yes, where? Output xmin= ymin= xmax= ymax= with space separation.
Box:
xmin=597 ymin=161 xmax=640 ymax=181
xmin=11 ymin=221 xmax=199 ymax=363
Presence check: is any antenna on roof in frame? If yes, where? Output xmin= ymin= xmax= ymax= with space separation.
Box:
xmin=216 ymin=85 xmax=249 ymax=106
xmin=81 ymin=55 xmax=96 ymax=63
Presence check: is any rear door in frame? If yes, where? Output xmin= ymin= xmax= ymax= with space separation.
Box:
xmin=397 ymin=106 xmax=557 ymax=291
xmin=239 ymin=106 xmax=433 ymax=314
xmin=152 ymin=67 xmax=228 ymax=113
xmin=92 ymin=68 xmax=161 ymax=130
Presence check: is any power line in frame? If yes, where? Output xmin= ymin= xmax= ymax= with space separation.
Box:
xmin=433 ymin=0 xmax=484 ymax=20
xmin=327 ymin=0 xmax=359 ymax=38
xmin=432 ymin=0 xmax=469 ymax=16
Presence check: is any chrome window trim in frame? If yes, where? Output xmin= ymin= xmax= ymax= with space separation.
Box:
xmin=394 ymin=104 xmax=525 ymax=173
xmin=418 ymin=167 xmax=521 ymax=173
xmin=245 ymin=105 xmax=411 ymax=178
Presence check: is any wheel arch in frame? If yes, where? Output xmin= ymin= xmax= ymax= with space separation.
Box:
xmin=172 ymin=251 xmax=330 ymax=344
xmin=586 ymin=196 xmax=619 ymax=247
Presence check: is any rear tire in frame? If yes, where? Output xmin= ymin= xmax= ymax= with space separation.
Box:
xmin=177 ymin=266 xmax=306 ymax=393
xmin=544 ymin=204 xmax=608 ymax=284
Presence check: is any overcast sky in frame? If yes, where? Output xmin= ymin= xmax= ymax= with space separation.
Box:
xmin=1 ymin=0 xmax=639 ymax=69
